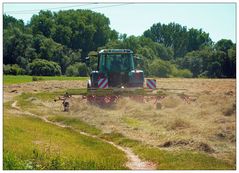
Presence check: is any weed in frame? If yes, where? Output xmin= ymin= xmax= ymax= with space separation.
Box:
xmin=3 ymin=152 xmax=27 ymax=170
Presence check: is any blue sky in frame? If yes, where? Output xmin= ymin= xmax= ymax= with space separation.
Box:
xmin=3 ymin=3 xmax=236 ymax=43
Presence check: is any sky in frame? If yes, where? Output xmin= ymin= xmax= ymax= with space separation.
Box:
xmin=3 ymin=3 xmax=236 ymax=43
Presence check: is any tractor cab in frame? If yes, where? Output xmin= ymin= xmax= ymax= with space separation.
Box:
xmin=98 ymin=49 xmax=135 ymax=75
xmin=88 ymin=49 xmax=144 ymax=88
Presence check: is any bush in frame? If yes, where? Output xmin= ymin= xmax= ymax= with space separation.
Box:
xmin=172 ymin=67 xmax=193 ymax=78
xmin=149 ymin=59 xmax=173 ymax=77
xmin=3 ymin=64 xmax=25 ymax=75
xmin=176 ymin=69 xmax=193 ymax=78
xmin=65 ymin=63 xmax=89 ymax=77
xmin=29 ymin=59 xmax=61 ymax=76
xmin=149 ymin=59 xmax=192 ymax=78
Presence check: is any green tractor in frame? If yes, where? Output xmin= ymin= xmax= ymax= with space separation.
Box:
xmin=87 ymin=49 xmax=144 ymax=89
xmin=86 ymin=49 xmax=146 ymax=104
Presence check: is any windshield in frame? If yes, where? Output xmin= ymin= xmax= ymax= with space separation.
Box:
xmin=99 ymin=53 xmax=135 ymax=73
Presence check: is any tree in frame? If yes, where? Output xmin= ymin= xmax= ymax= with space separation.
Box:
xmin=215 ymin=39 xmax=236 ymax=78
xmin=30 ymin=9 xmax=116 ymax=57
xmin=144 ymin=22 xmax=189 ymax=57
xmin=181 ymin=51 xmax=204 ymax=77
xmin=30 ymin=10 xmax=54 ymax=37
xmin=143 ymin=22 xmax=212 ymax=58
xmin=3 ymin=14 xmax=24 ymax=30
xmin=215 ymin=39 xmax=234 ymax=52
xmin=3 ymin=27 xmax=33 ymax=65
xmin=3 ymin=13 xmax=235 ymax=78
xmin=227 ymin=46 xmax=236 ymax=78
xmin=187 ymin=28 xmax=212 ymax=52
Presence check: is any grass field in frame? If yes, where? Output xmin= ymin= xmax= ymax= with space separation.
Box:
xmin=3 ymin=103 xmax=127 ymax=170
xmin=3 ymin=75 xmax=88 ymax=85
xmin=3 ymin=77 xmax=236 ymax=170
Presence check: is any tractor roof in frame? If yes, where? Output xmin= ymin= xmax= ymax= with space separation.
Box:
xmin=99 ymin=49 xmax=133 ymax=54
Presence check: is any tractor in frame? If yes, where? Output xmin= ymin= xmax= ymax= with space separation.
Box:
xmin=85 ymin=49 xmax=147 ymax=105
xmin=87 ymin=49 xmax=144 ymax=89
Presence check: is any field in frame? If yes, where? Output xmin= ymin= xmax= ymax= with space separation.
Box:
xmin=3 ymin=75 xmax=88 ymax=85
xmin=3 ymin=75 xmax=236 ymax=170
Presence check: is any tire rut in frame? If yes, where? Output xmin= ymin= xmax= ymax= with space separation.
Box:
xmin=11 ymin=101 xmax=157 ymax=170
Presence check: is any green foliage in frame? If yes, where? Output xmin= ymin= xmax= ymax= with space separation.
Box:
xmin=178 ymin=42 xmax=236 ymax=78
xmin=29 ymin=59 xmax=61 ymax=76
xmin=66 ymin=63 xmax=89 ymax=77
xmin=30 ymin=9 xmax=116 ymax=57
xmin=148 ymin=59 xmax=191 ymax=78
xmin=3 ymin=152 xmax=27 ymax=170
xmin=187 ymin=28 xmax=212 ymax=52
xmin=215 ymin=39 xmax=234 ymax=52
xmin=172 ymin=67 xmax=193 ymax=78
xmin=149 ymin=59 xmax=173 ymax=77
xmin=3 ymin=27 xmax=33 ymax=65
xmin=3 ymin=14 xmax=24 ymax=30
xmin=88 ymin=51 xmax=98 ymax=70
xmin=3 ymin=64 xmax=25 ymax=75
xmin=144 ymin=22 xmax=212 ymax=57
xmin=3 ymin=12 xmax=236 ymax=78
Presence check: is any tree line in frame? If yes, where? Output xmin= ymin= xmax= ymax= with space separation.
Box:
xmin=3 ymin=9 xmax=236 ymax=78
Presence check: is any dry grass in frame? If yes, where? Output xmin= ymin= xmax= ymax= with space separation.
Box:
xmin=66 ymin=78 xmax=236 ymax=166
xmin=4 ymin=78 xmax=236 ymax=167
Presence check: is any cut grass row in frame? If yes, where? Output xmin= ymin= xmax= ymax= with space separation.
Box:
xmin=5 ymin=91 xmax=235 ymax=170
xmin=3 ymin=75 xmax=88 ymax=85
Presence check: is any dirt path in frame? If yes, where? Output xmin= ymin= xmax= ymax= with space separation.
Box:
xmin=11 ymin=101 xmax=157 ymax=170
